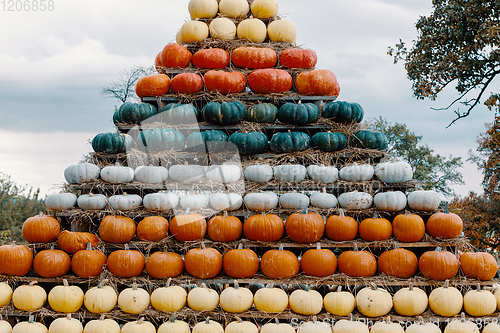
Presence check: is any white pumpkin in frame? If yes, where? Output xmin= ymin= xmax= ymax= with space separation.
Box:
xmin=237 ymin=18 xmax=267 ymax=43
xmin=405 ymin=322 xmax=442 ymax=333
xmin=338 ymin=191 xmax=373 ymax=210
xmin=180 ymin=194 xmax=209 ymax=210
xmin=219 ymin=281 xmax=253 ymax=313
xmin=100 ymin=165 xmax=134 ymax=184
xmin=188 ymin=0 xmax=218 ymax=19
xmin=143 ymin=192 xmax=179 ymax=211
xmin=375 ymin=161 xmax=413 ymax=183
xmin=254 ymin=286 xmax=289 ymax=313
xmin=443 ymin=318 xmax=479 ymax=333
xmin=307 ymin=165 xmax=339 ymax=183
xmin=392 ymin=284 xmax=428 ymax=316
xmin=225 ymin=321 xmax=258 ymax=333
xmin=169 ymin=164 xmax=206 ymax=183
xmin=267 ymin=19 xmax=296 ymax=43
xmin=251 ymin=0 xmax=279 ymax=18
xmin=117 ymin=282 xmax=150 ymax=315
xmin=373 ymin=191 xmax=407 ymax=211
xmin=150 ymin=279 xmax=187 ymax=313
xmin=428 ymin=281 xmax=463 ymax=317
xmin=108 ymin=193 xmax=142 ymax=211
xmin=289 ymin=287 xmax=323 ymax=315
xmin=77 ymin=193 xmax=107 ymax=210
xmin=244 ymin=192 xmax=279 ymax=210
xmin=193 ymin=319 xmax=224 ymax=333
xmin=407 ymin=190 xmax=442 ymax=211
xmin=356 ymin=285 xmax=393 ymax=317
xmin=332 ymin=320 xmax=369 ymax=333
xmin=297 ymin=318 xmax=332 ymax=333
xmin=0 ymin=282 xmax=13 ymax=307
xmin=244 ymin=164 xmax=273 ymax=183
xmin=121 ymin=318 xmax=156 ymax=333
xmin=209 ymin=17 xmax=237 ymax=41
xmin=279 ymin=192 xmax=309 ymax=210
xmin=13 ymin=282 xmax=47 ymax=311
xmin=483 ymin=322 xmax=500 ymax=333
xmin=324 ymin=286 xmax=355 ymax=316
xmin=45 ymin=193 xmax=77 ymax=211
xmin=206 ymin=164 xmax=241 ymax=183
xmin=370 ymin=320 xmax=404 ymax=333
xmin=48 ymin=279 xmax=84 ymax=313
xmin=157 ymin=316 xmax=191 ymax=333
xmin=209 ymin=193 xmax=243 ymax=211
xmin=48 ymin=314 xmax=83 ymax=333
xmin=463 ymin=285 xmax=496 ymax=316
xmin=83 ymin=280 xmax=118 ymax=314
xmin=12 ymin=316 xmax=47 ymax=333
xmin=339 ymin=163 xmax=374 ymax=182
xmin=134 ymin=166 xmax=168 ymax=184
xmin=187 ymin=283 xmax=219 ymax=311
xmin=260 ymin=320 xmax=295 ymax=333
xmin=218 ymin=0 xmax=249 ymax=18
xmin=83 ymin=315 xmax=121 ymax=333
xmin=64 ymin=163 xmax=100 ymax=184
xmin=180 ymin=20 xmax=209 ymax=43
xmin=274 ymin=164 xmax=307 ymax=182
xmin=310 ymin=191 xmax=338 ymax=209
xmin=0 ymin=320 xmax=11 ymax=333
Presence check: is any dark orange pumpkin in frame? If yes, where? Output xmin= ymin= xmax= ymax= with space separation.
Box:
xmin=223 ymin=244 xmax=259 ymax=278
xmin=204 ymin=70 xmax=246 ymax=94
xmin=459 ymin=251 xmax=498 ymax=281
xmin=426 ymin=206 xmax=463 ymax=239
xmin=247 ymin=69 xmax=292 ymax=94
xmin=0 ymin=242 xmax=33 ymax=276
xmin=279 ymin=48 xmax=318 ymax=68
xmin=418 ymin=248 xmax=459 ymax=280
xmin=300 ymin=243 xmax=337 ymax=277
xmin=22 ymin=213 xmax=60 ymax=243
xmin=136 ymin=216 xmax=169 ymax=242
xmin=207 ymin=213 xmax=242 ymax=242
xmin=192 ymin=48 xmax=230 ymax=69
xmin=71 ymin=243 xmax=107 ymax=278
xmin=184 ymin=244 xmax=222 ymax=279
xmin=285 ymin=212 xmax=324 ymax=243
xmin=337 ymin=246 xmax=377 ymax=277
xmin=57 ymin=230 xmax=99 ymax=254
xmin=170 ymin=213 xmax=207 ymax=242
xmin=378 ymin=248 xmax=418 ymax=278
xmin=231 ymin=47 xmax=278 ymax=69
xmin=358 ymin=217 xmax=392 ymax=241
xmin=33 ymin=245 xmax=71 ymax=278
xmin=107 ymin=245 xmax=145 ymax=278
xmin=295 ymin=69 xmax=339 ymax=96
xmin=392 ymin=213 xmax=425 ymax=242
xmin=243 ymin=213 xmax=284 ymax=242
xmin=170 ymin=73 xmax=204 ymax=94
xmin=260 ymin=244 xmax=300 ymax=279
xmin=135 ymin=74 xmax=171 ymax=98
xmin=325 ymin=211 xmax=358 ymax=241
xmin=99 ymin=215 xmax=136 ymax=244
xmin=154 ymin=42 xmax=192 ymax=71
xmin=145 ymin=251 xmax=184 ymax=279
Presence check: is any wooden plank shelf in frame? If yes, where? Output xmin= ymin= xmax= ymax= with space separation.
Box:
xmin=142 ymin=94 xmax=338 ymax=105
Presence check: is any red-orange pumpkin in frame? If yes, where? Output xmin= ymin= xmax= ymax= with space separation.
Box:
xmin=145 ymin=251 xmax=184 ymax=279
xmin=184 ymin=244 xmax=222 ymax=279
xmin=392 ymin=213 xmax=425 ymax=242
xmin=459 ymin=251 xmax=498 ymax=281
xmin=107 ymin=245 xmax=145 ymax=278
xmin=418 ymin=248 xmax=459 ymax=280
xmin=426 ymin=207 xmax=463 ymax=239
xmin=223 ymin=244 xmax=259 ymax=278
xmin=325 ymin=211 xmax=358 ymax=241
xmin=170 ymin=73 xmax=204 ymax=94
xmin=295 ymin=69 xmax=339 ymax=96
xmin=207 ymin=213 xmax=242 ymax=242
xmin=232 ymin=47 xmax=278 ymax=69
xmin=285 ymin=212 xmax=324 ymax=243
xmin=358 ymin=217 xmax=392 ymax=241
xmin=247 ymin=69 xmax=292 ymax=94
xmin=337 ymin=247 xmax=377 ymax=277
xmin=33 ymin=245 xmax=71 ymax=278
xmin=99 ymin=215 xmax=136 ymax=244
xmin=57 ymin=230 xmax=99 ymax=254
xmin=71 ymin=243 xmax=107 ymax=278
xmin=169 ymin=213 xmax=207 ymax=242
xmin=204 ymin=70 xmax=246 ymax=94
xmin=22 ymin=213 xmax=60 ymax=243
xmin=0 ymin=242 xmax=33 ymax=276
xmin=279 ymin=48 xmax=317 ymax=68
xmin=243 ymin=213 xmax=284 ymax=241
xmin=300 ymin=243 xmax=337 ymax=277
xmin=192 ymin=48 xmax=230 ymax=69
xmin=135 ymin=74 xmax=171 ymax=98
xmin=154 ymin=43 xmax=192 ymax=71
xmin=260 ymin=244 xmax=300 ymax=279
xmin=136 ymin=216 xmax=169 ymax=242
xmin=378 ymin=248 xmax=418 ymax=278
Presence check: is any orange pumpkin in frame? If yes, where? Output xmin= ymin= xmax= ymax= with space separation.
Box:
xmin=107 ymin=245 xmax=145 ymax=278
xmin=285 ymin=212 xmax=324 ymax=243
xmin=243 ymin=213 xmax=284 ymax=241
xmin=99 ymin=215 xmax=136 ymax=244
xmin=260 ymin=244 xmax=300 ymax=279
xmin=192 ymin=48 xmax=230 ymax=69
xmin=136 ymin=216 xmax=168 ymax=242
xmin=135 ymin=74 xmax=171 ymax=98
xmin=392 ymin=213 xmax=425 ymax=242
xmin=207 ymin=213 xmax=242 ymax=242
xmin=378 ymin=248 xmax=418 ymax=278
xmin=0 ymin=242 xmax=33 ymax=276
xmin=170 ymin=213 xmax=207 ymax=242
xmin=337 ymin=246 xmax=377 ymax=277
xmin=203 ymin=70 xmax=246 ymax=94
xmin=22 ymin=213 xmax=60 ymax=243
xmin=279 ymin=48 xmax=318 ymax=68
xmin=231 ymin=47 xmax=278 ymax=69
xmin=295 ymin=69 xmax=339 ymax=96
xmin=71 ymin=243 xmax=107 ymax=278
xmin=426 ymin=206 xmax=463 ymax=239
xmin=300 ymin=243 xmax=337 ymax=277
xmin=33 ymin=245 xmax=71 ymax=278
xmin=170 ymin=73 xmax=204 ymax=94
xmin=223 ymin=244 xmax=259 ymax=278
xmin=145 ymin=250 xmax=184 ymax=279
xmin=325 ymin=211 xmax=358 ymax=241
xmin=419 ymin=248 xmax=459 ymax=280
xmin=154 ymin=42 xmax=192 ymax=71
xmin=57 ymin=230 xmax=99 ymax=254
xmin=459 ymin=251 xmax=498 ymax=281
xmin=184 ymin=244 xmax=222 ymax=279
xmin=247 ymin=69 xmax=293 ymax=94
xmin=359 ymin=217 xmax=392 ymax=241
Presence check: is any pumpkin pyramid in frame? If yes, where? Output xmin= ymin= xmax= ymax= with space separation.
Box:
xmin=1 ymin=0 xmax=499 ymax=331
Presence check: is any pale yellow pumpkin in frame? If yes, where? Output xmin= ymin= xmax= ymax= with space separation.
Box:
xmin=225 ymin=320 xmax=258 ymax=333
xmin=176 ymin=30 xmax=183 ymax=44
xmin=209 ymin=18 xmax=237 ymax=41
xmin=219 ymin=281 xmax=253 ymax=313
xmin=12 ymin=281 xmax=47 ymax=311
xmin=218 ymin=0 xmax=249 ymax=18
xmin=443 ymin=317 xmax=479 ymax=333
xmin=405 ymin=322 xmax=442 ymax=333
xmin=48 ymin=279 xmax=84 ymax=313
xmin=151 ymin=278 xmax=187 ymax=313
xmin=187 ymin=283 xmax=219 ymax=311
xmin=181 ymin=20 xmax=209 ymax=43
xmin=370 ymin=320 xmax=403 ymax=333
xmin=289 ymin=287 xmax=323 ymax=315
xmin=392 ymin=284 xmax=428 ymax=316
xmin=0 ymin=320 xmax=11 ymax=333
xmin=324 ymin=286 xmax=355 ymax=316
xmin=494 ymin=283 xmax=500 ymax=310
xmin=0 ymin=282 xmax=12 ymax=307
xmin=237 ymin=18 xmax=267 ymax=43
xmin=83 ymin=279 xmax=118 ymax=314
xmin=188 ymin=0 xmax=218 ymax=19
xmin=260 ymin=319 xmax=295 ymax=333
xmin=12 ymin=316 xmax=47 ymax=333
xmin=253 ymin=285 xmax=288 ymax=313
xmin=251 ymin=0 xmax=278 ymax=18
xmin=158 ymin=315 xmax=191 ymax=333
xmin=332 ymin=320 xmax=369 ymax=333
xmin=463 ymin=285 xmax=496 ymax=316
xmin=298 ymin=318 xmax=332 ymax=333
xmin=483 ymin=322 xmax=500 ymax=333
xmin=83 ymin=314 xmax=120 ymax=333
xmin=267 ymin=19 xmax=296 ymax=43
xmin=355 ymin=285 xmax=392 ymax=317
xmin=48 ymin=314 xmax=83 ymax=333
xmin=428 ymin=280 xmax=463 ymax=317
xmin=117 ymin=282 xmax=150 ymax=315
xmin=192 ymin=318 xmax=224 ymax=333
xmin=121 ymin=318 xmax=156 ymax=333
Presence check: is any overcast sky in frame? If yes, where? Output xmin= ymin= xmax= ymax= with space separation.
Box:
xmin=0 ymin=0 xmax=497 ymax=197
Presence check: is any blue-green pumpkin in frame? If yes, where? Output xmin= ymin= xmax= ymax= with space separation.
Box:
xmin=270 ymin=131 xmax=311 ymax=153
xmin=113 ymin=102 xmax=158 ymax=124
xmin=350 ymin=130 xmax=388 ymax=150
xmin=321 ymin=101 xmax=364 ymax=123
xmin=159 ymin=103 xmax=199 ymax=124
xmin=278 ymin=102 xmax=320 ymax=125
xmin=185 ymin=130 xmax=229 ymax=147
xmin=91 ymin=132 xmax=134 ymax=154
xmin=246 ymin=103 xmax=278 ymax=123
xmin=311 ymin=132 xmax=347 ymax=152
xmin=228 ymin=132 xmax=268 ymax=154
xmin=137 ymin=128 xmax=185 ymax=151
xmin=201 ymin=100 xmax=246 ymax=125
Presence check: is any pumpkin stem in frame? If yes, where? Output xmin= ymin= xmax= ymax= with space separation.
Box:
xmin=444 ymin=202 xmax=449 ymax=214
xmin=266 ymin=283 xmax=274 ymax=289
xmin=316 ymin=242 xmax=321 ymax=250
xmin=63 ymin=279 xmax=69 ymax=287
xmin=278 ymin=244 xmax=284 ymax=251
xmin=132 ymin=282 xmax=137 ymax=290
xmin=312 ymin=316 xmax=317 ymax=323
xmin=166 ymin=278 xmax=172 ymax=288
xmin=137 ymin=318 xmax=145 ymax=325
xmin=201 ymin=283 xmax=207 ymax=289
xmin=124 ymin=244 xmax=130 ymax=251
xmin=460 ymin=312 xmax=466 ymax=322
xmin=275 ymin=318 xmax=280 ymax=325
xmin=50 ymin=244 xmax=55 ymax=251
xmin=29 ymin=281 xmax=38 ymax=287
xmin=185 ymin=207 xmax=191 ymax=215
xmin=322 ymin=187 xmax=327 ymax=194
xmin=233 ymin=280 xmax=239 ymax=289
xmin=98 ymin=279 xmax=109 ymax=289
xmin=443 ymin=279 xmax=450 ymax=288
xmin=337 ymin=286 xmax=342 ymax=293
xmin=171 ymin=314 xmax=176 ymax=323
xmin=353 ymin=243 xmax=358 ymax=251
xmin=66 ymin=314 xmax=72 ymax=320
xmin=339 ymin=209 xmax=345 ymax=218
xmin=237 ymin=243 xmax=244 ymax=250
xmin=223 ymin=211 xmax=228 ymax=217
xmin=38 ymin=212 xmax=43 ymax=217
xmin=86 ymin=242 xmax=93 ymax=251
xmin=435 ymin=246 xmax=442 ymax=252
xmin=369 ymin=283 xmax=377 ymax=290
xmin=477 ymin=283 xmax=481 ymax=291
xmin=235 ymin=316 xmax=242 ymax=323
xmin=409 ymin=283 xmax=413 ymax=291
xmin=28 ymin=315 xmax=35 ymax=324
xmin=303 ymin=285 xmax=310 ymax=292
xmin=200 ymin=242 xmax=206 ymax=250
xmin=99 ymin=314 xmax=106 ymax=321
xmin=205 ymin=317 xmax=210 ymax=324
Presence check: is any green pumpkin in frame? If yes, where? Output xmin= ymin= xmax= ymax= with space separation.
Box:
xmin=113 ymin=102 xmax=158 ymax=124
xmin=159 ymin=103 xmax=199 ymax=124
xmin=350 ymin=130 xmax=388 ymax=150
xmin=321 ymin=101 xmax=364 ymax=123
xmin=91 ymin=132 xmax=134 ymax=154
xmin=185 ymin=130 xmax=229 ymax=150
xmin=270 ymin=131 xmax=310 ymax=153
xmin=137 ymin=128 xmax=185 ymax=151
xmin=246 ymin=103 xmax=278 ymax=123
xmin=228 ymin=132 xmax=268 ymax=154
xmin=278 ymin=102 xmax=320 ymax=125
xmin=201 ymin=100 xmax=246 ymax=125
xmin=311 ymin=132 xmax=347 ymax=152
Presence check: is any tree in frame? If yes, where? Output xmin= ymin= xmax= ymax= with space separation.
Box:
xmin=0 ymin=173 xmax=45 ymax=244
xmin=388 ymin=0 xmax=500 ymax=126
xmin=370 ymin=117 xmax=464 ymax=196
xmin=101 ymin=65 xmax=155 ymax=103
